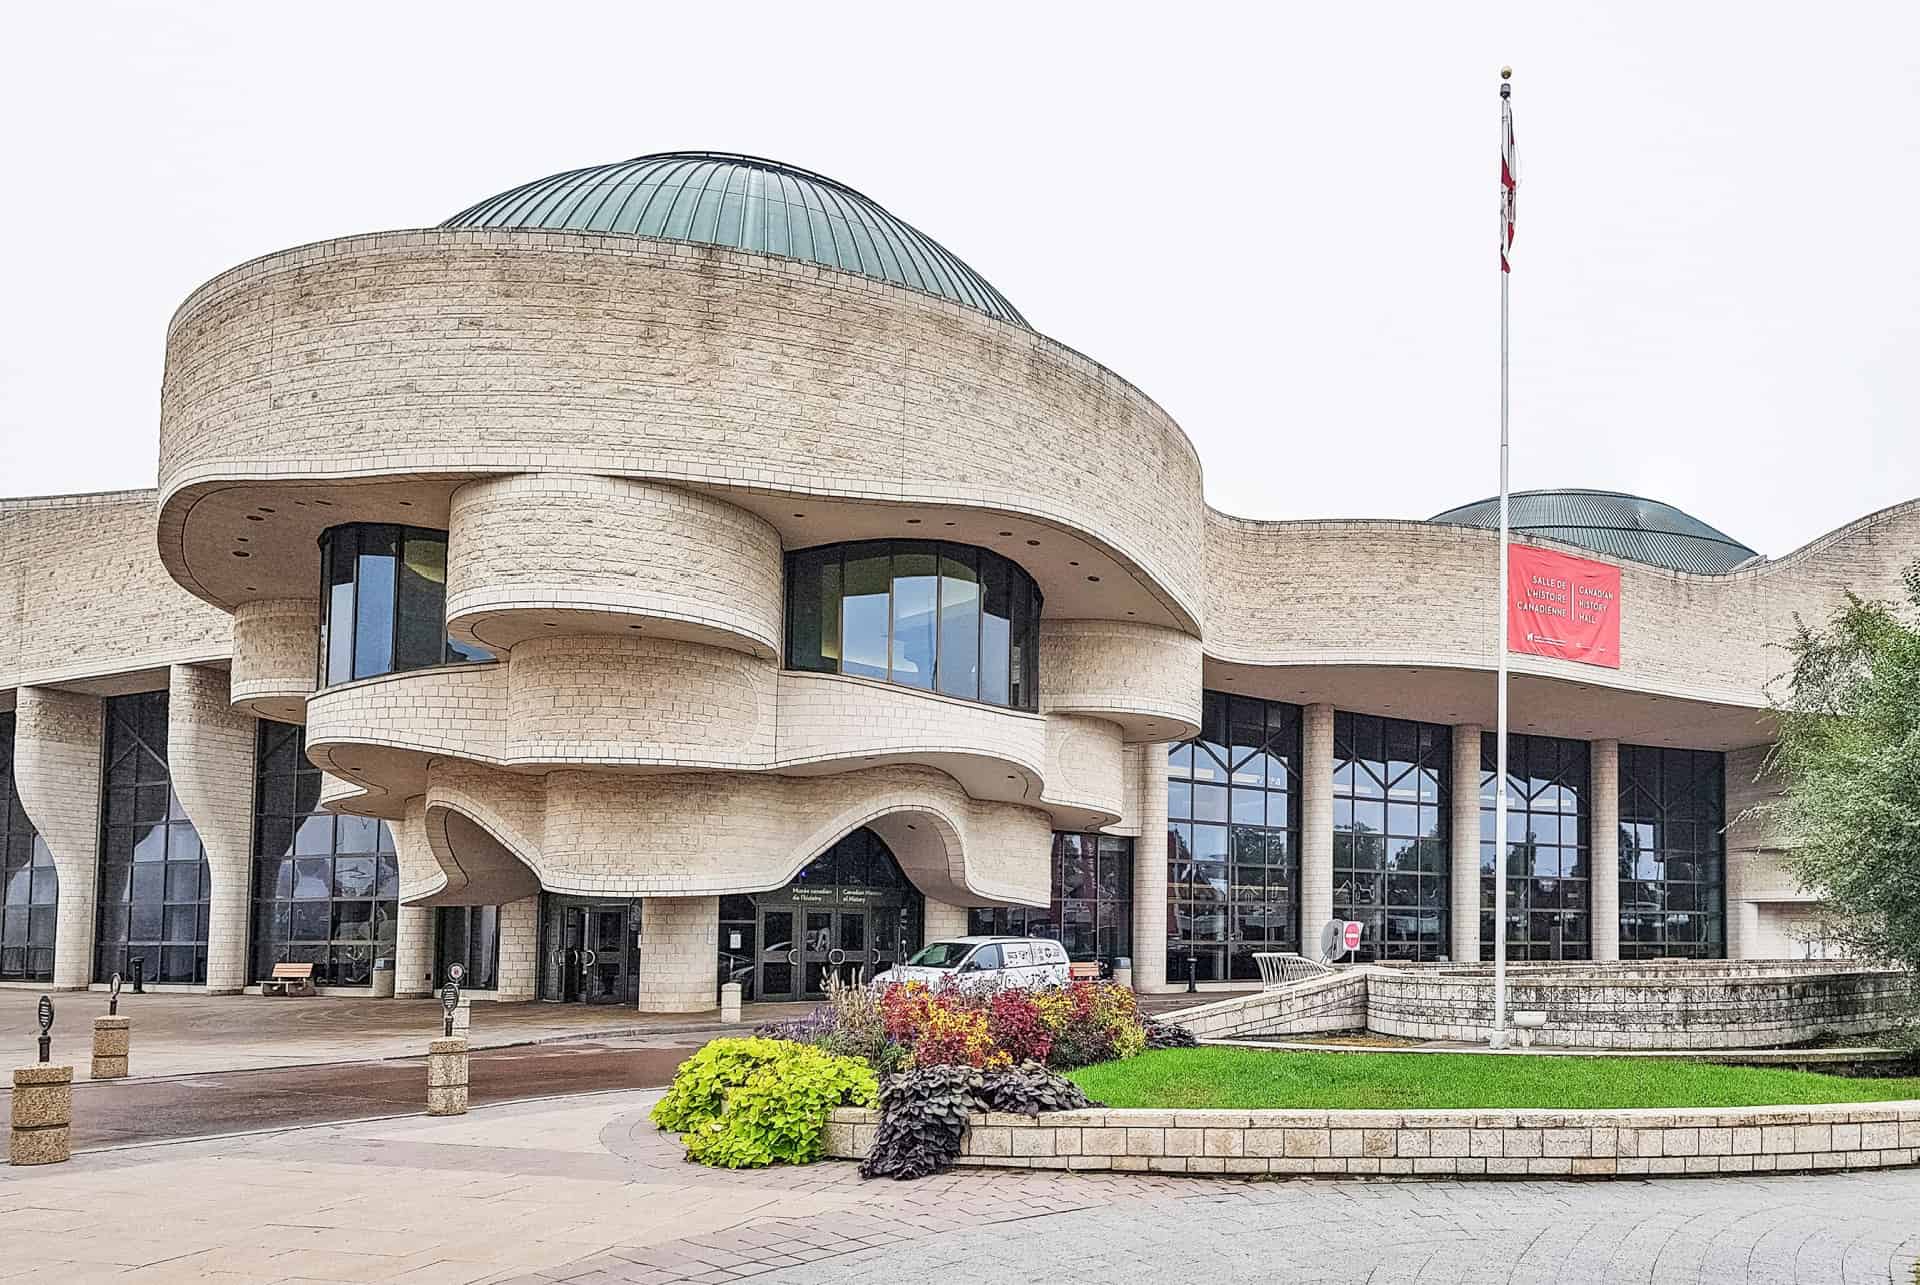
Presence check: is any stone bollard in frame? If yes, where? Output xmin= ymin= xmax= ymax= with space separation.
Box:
xmin=719 ymin=982 xmax=742 ymax=1024
xmin=91 ymin=1016 xmax=130 ymax=1080
xmin=10 ymin=1066 xmax=73 ymax=1165
xmin=426 ymin=1037 xmax=469 ymax=1116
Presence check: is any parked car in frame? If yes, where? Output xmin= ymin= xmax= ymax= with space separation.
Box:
xmin=875 ymin=936 xmax=1070 ymax=990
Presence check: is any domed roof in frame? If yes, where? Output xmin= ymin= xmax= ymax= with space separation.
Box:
xmin=1428 ymin=489 xmax=1759 ymax=573
xmin=443 ymin=151 xmax=1026 ymax=327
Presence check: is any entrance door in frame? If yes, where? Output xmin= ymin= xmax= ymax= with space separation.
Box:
xmin=559 ymin=904 xmax=630 ymax=1004
xmin=756 ymin=907 xmax=870 ymax=1000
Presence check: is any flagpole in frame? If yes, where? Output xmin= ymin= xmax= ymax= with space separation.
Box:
xmin=1491 ymin=66 xmax=1513 ymax=1050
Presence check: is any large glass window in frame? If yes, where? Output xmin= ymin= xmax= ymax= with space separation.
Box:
xmin=1334 ymin=714 xmax=1450 ymax=961
xmin=435 ymin=905 xmax=500 ymax=990
xmin=317 ymin=524 xmax=491 ymax=687
xmin=783 ymin=540 xmax=1041 ymax=711
xmin=1619 ymin=746 xmax=1726 ymax=960
xmin=251 ymin=720 xmax=400 ymax=985
xmin=1480 ymin=733 xmax=1590 ymax=961
xmin=968 ymin=831 xmax=1134 ymax=965
xmin=1167 ymin=691 xmax=1301 ymax=982
xmin=97 ymin=692 xmax=210 ymax=985
xmin=0 ymin=714 xmax=56 ymax=982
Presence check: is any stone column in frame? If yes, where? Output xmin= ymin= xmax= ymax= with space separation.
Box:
xmin=1449 ymin=724 xmax=1484 ymax=963
xmin=1132 ymin=743 xmax=1170 ymax=991
xmin=394 ymin=904 xmax=434 ymax=998
xmin=168 ymin=665 xmax=258 ymax=993
xmin=495 ymin=896 xmax=539 ymax=1000
xmin=637 ymin=895 xmax=718 ymax=1013
xmin=1300 ymin=704 xmax=1336 ymax=939
xmin=426 ymin=1038 xmax=469 ymax=1116
xmin=1589 ymin=739 xmax=1621 ymax=962
xmin=922 ymin=899 xmax=968 ymax=941
xmin=9 ymin=1065 xmax=72 ymax=1165
xmin=12 ymin=688 xmax=104 ymax=990
xmin=90 ymin=1016 xmax=130 ymax=1079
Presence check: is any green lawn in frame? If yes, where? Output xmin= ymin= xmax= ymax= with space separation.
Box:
xmin=1064 ymin=1047 xmax=1920 ymax=1111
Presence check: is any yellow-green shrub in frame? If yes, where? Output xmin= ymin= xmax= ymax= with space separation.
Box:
xmin=650 ymin=1037 xmax=878 ymax=1168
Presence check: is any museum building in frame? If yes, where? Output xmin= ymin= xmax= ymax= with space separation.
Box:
xmin=2 ymin=151 xmax=1915 ymax=1010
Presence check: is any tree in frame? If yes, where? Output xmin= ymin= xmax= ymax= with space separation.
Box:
xmin=1766 ymin=562 xmax=1920 ymax=973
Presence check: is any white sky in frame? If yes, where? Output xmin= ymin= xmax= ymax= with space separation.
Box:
xmin=3 ymin=2 xmax=1917 ymax=557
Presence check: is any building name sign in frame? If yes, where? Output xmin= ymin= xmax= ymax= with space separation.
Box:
xmin=1507 ymin=544 xmax=1622 ymax=669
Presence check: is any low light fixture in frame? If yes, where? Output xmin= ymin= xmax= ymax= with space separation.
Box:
xmin=257 ymin=507 xmax=275 ymax=514
xmin=1068 ymin=561 xmax=1079 ymax=567
xmin=906 ymin=518 xmax=922 ymax=525
xmin=245 ymin=515 xmax=264 ymax=523
xmin=399 ymin=500 xmax=413 ymax=506
xmin=1086 ymin=575 xmax=1100 ymax=582
xmin=231 ymin=551 xmax=251 ymax=558
xmin=793 ymin=512 xmax=806 ymax=518
xmin=1025 ymin=539 xmax=1040 ymax=547
xmin=314 ymin=500 xmax=333 ymax=507
xmin=998 ymin=530 xmax=1013 ymax=537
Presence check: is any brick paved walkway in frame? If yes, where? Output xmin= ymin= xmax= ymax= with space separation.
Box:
xmin=1 ymin=1088 xmax=1914 ymax=1283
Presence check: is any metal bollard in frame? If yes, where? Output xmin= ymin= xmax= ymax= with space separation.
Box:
xmin=426 ymin=1037 xmax=469 ymax=1116
xmin=1186 ymin=955 xmax=1198 ymax=994
xmin=90 ymin=1016 xmax=130 ymax=1080
xmin=10 ymin=1065 xmax=72 ymax=1165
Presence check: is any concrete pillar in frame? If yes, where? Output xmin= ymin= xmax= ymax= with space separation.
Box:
xmin=426 ymin=1038 xmax=469 ymax=1116
xmin=90 ymin=1016 xmax=130 ymax=1080
xmin=923 ymin=899 xmax=967 ymax=941
xmin=394 ymin=904 xmax=434 ymax=998
xmin=9 ymin=1065 xmax=72 ymax=1165
xmin=636 ymin=895 xmax=718 ymax=1013
xmin=1590 ymin=739 xmax=1621 ymax=962
xmin=1729 ymin=893 xmax=1762 ymax=962
xmin=495 ymin=896 xmax=538 ymax=1000
xmin=1300 ymin=704 xmax=1336 ymax=940
xmin=11 ymin=688 xmax=103 ymax=990
xmin=1132 ymin=743 xmax=1171 ymax=991
xmin=167 ymin=665 xmax=257 ymax=993
xmin=1449 ymin=724 xmax=1484 ymax=963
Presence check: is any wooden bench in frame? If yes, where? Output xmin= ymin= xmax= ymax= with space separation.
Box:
xmin=1068 ymin=961 xmax=1101 ymax=982
xmin=261 ymin=962 xmax=316 ymax=997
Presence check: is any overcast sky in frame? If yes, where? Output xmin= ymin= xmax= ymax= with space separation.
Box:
xmin=4 ymin=3 xmax=1917 ymax=557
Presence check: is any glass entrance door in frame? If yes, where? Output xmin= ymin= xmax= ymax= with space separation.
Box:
xmin=560 ymin=904 xmax=630 ymax=1004
xmin=756 ymin=908 xmax=870 ymax=1000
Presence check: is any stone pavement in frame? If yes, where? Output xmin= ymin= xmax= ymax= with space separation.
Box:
xmin=0 ymin=989 xmax=810 ymax=1080
xmin=0 ymin=1087 xmax=1914 ymax=1283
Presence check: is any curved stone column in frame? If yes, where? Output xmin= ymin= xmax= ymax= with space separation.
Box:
xmin=637 ymin=895 xmax=717 ymax=1013
xmin=496 ymin=896 xmax=538 ymax=1001
xmin=923 ymin=899 xmax=967 ymax=941
xmin=229 ymin=598 xmax=318 ymax=723
xmin=392 ymin=800 xmax=437 ymax=997
xmin=1450 ymin=724 xmax=1484 ymax=962
xmin=11 ymin=688 xmax=103 ymax=990
xmin=168 ymin=665 xmax=257 ymax=992
xmin=1590 ymin=739 xmax=1621 ymax=962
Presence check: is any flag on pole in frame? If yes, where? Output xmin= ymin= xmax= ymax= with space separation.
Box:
xmin=1501 ymin=96 xmax=1519 ymax=272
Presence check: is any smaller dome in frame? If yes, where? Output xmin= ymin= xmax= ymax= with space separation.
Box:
xmin=1428 ymin=489 xmax=1759 ymax=573
xmin=443 ymin=151 xmax=1026 ymax=328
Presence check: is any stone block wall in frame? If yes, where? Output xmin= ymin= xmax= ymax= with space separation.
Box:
xmin=496 ymin=895 xmax=538 ymax=1001
xmin=824 ymin=1102 xmax=1920 ymax=1179
xmin=1174 ymin=970 xmax=1369 ymax=1040
xmin=637 ymin=895 xmax=718 ymax=1013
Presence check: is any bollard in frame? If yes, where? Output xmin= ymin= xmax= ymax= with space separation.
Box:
xmin=90 ymin=1016 xmax=130 ymax=1080
xmin=10 ymin=1065 xmax=72 ymax=1165
xmin=426 ymin=1037 xmax=469 ymax=1116
xmin=719 ymin=982 xmax=742 ymax=1024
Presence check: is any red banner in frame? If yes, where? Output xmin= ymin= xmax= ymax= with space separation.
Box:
xmin=1508 ymin=545 xmax=1621 ymax=668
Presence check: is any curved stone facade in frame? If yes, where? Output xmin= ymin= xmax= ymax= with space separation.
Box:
xmin=1 ymin=154 xmax=1913 ymax=1009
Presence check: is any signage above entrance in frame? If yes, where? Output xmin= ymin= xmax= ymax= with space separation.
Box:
xmin=1507 ymin=545 xmax=1621 ymax=669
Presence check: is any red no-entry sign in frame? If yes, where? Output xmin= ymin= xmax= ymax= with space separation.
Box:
xmin=1342 ymin=921 xmax=1363 ymax=952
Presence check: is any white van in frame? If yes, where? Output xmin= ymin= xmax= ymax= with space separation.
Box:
xmin=877 ymin=936 xmax=1070 ymax=990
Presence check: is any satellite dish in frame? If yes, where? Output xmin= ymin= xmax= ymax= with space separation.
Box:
xmin=1319 ymin=919 xmax=1347 ymax=962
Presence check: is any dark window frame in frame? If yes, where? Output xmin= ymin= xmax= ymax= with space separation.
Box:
xmin=1166 ymin=691 xmax=1302 ymax=982
xmin=96 ymin=692 xmax=211 ymax=985
xmin=316 ymin=524 xmax=492 ymax=688
xmin=1618 ymin=746 xmax=1727 ymax=960
xmin=1334 ymin=713 xmax=1451 ymax=962
xmin=0 ymin=713 xmax=57 ymax=983
xmin=1480 ymin=732 xmax=1592 ymax=961
xmin=968 ymin=831 xmax=1134 ymax=965
xmin=782 ymin=540 xmax=1043 ymax=712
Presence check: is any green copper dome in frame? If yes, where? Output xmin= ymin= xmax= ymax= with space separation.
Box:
xmin=444 ymin=151 xmax=1027 ymax=327
xmin=1429 ymin=489 xmax=1760 ymax=573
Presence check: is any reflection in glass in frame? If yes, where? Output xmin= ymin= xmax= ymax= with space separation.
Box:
xmin=782 ymin=541 xmax=1042 ymax=711
xmin=0 ymin=714 xmax=57 ymax=982
xmin=316 ymin=524 xmax=494 ymax=688
xmin=1617 ymin=746 xmax=1725 ymax=960
xmin=1480 ymin=733 xmax=1591 ymax=961
xmin=95 ymin=693 xmax=210 ymax=984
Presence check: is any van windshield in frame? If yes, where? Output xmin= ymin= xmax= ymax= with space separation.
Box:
xmin=906 ymin=942 xmax=974 ymax=969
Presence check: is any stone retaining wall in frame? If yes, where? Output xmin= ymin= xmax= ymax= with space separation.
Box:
xmin=825 ymin=1101 xmax=1920 ymax=1179
xmin=1172 ymin=962 xmax=1913 ymax=1050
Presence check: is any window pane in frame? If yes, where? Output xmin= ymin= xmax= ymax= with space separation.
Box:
xmin=786 ymin=547 xmax=841 ymax=673
xmin=395 ymin=532 xmax=449 ymax=671
xmin=1010 ymin=574 xmax=1035 ymax=711
xmin=936 ymin=548 xmax=980 ymax=701
xmin=325 ymin=529 xmax=356 ymax=685
xmin=352 ymin=526 xmax=397 ymax=679
xmin=979 ymin=555 xmax=1011 ymax=705
xmin=889 ymin=543 xmax=937 ymax=690
xmin=842 ymin=546 xmax=890 ymax=679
